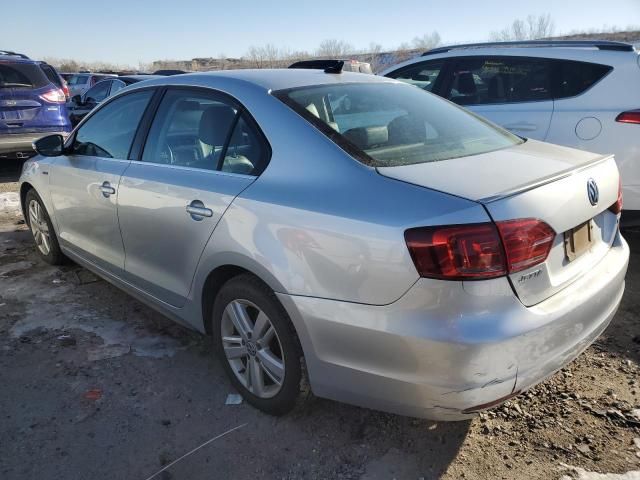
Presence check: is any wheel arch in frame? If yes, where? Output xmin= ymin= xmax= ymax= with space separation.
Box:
xmin=199 ymin=260 xmax=288 ymax=335
xmin=19 ymin=181 xmax=34 ymax=221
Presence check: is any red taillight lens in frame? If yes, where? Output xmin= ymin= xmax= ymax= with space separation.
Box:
xmin=495 ymin=219 xmax=555 ymax=273
xmin=405 ymin=219 xmax=555 ymax=280
xmin=40 ymin=88 xmax=66 ymax=103
xmin=616 ymin=110 xmax=640 ymax=124
xmin=404 ymin=223 xmax=507 ymax=280
xmin=609 ymin=177 xmax=623 ymax=214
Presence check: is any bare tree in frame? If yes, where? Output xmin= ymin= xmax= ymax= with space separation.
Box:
xmin=490 ymin=14 xmax=555 ymax=41
xmin=411 ymin=31 xmax=441 ymax=51
xmin=362 ymin=43 xmax=384 ymax=73
xmin=316 ymin=39 xmax=354 ymax=58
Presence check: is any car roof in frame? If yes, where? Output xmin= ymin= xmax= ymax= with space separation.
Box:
xmin=137 ymin=68 xmax=392 ymax=92
xmin=0 ymin=55 xmax=36 ymax=64
xmin=118 ymin=74 xmax=163 ymax=83
xmin=379 ymin=43 xmax=639 ymax=76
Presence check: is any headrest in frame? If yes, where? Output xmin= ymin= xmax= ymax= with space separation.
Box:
xmin=343 ymin=126 xmax=388 ymax=149
xmin=199 ymin=104 xmax=237 ymax=145
xmin=387 ymin=115 xmax=426 ymax=145
xmin=457 ymin=72 xmax=477 ymax=95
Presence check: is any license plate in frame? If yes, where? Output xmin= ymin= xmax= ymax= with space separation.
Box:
xmin=564 ymin=220 xmax=593 ymax=262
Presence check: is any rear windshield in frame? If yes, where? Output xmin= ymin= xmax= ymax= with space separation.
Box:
xmin=275 ymin=82 xmax=522 ymax=167
xmin=0 ymin=62 xmax=49 ymax=89
xmin=67 ymin=74 xmax=89 ymax=85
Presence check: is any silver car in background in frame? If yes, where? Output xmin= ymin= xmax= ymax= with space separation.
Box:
xmin=20 ymin=69 xmax=628 ymax=419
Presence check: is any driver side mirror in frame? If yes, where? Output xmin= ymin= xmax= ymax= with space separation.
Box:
xmin=71 ymin=94 xmax=82 ymax=105
xmin=34 ymin=134 xmax=65 ymax=157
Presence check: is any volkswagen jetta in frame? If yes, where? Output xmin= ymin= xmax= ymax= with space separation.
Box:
xmin=19 ymin=68 xmax=628 ymax=419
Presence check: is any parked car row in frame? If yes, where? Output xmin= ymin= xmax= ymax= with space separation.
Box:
xmin=0 ymin=50 xmax=166 ymax=159
xmin=67 ymin=75 xmax=161 ymax=126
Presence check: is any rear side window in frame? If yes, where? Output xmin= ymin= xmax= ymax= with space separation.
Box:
xmin=554 ymin=60 xmax=612 ymax=99
xmin=72 ymin=89 xmax=153 ymax=159
xmin=0 ymin=62 xmax=49 ymax=89
xmin=445 ymin=56 xmax=552 ymax=105
xmin=386 ymin=60 xmax=444 ymax=92
xmin=141 ymin=89 xmax=268 ymax=175
xmin=39 ymin=64 xmax=62 ymax=87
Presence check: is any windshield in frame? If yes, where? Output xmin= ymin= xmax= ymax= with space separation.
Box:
xmin=275 ymin=82 xmax=523 ymax=167
xmin=67 ymin=74 xmax=89 ymax=85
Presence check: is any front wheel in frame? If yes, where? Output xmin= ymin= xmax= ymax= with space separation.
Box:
xmin=25 ymin=189 xmax=65 ymax=265
xmin=212 ymin=274 xmax=304 ymax=415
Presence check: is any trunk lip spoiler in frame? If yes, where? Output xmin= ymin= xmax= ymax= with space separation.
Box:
xmin=477 ymin=154 xmax=614 ymax=204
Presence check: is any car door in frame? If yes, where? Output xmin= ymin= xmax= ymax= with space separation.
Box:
xmin=442 ymin=56 xmax=554 ymax=140
xmin=48 ymin=89 xmax=155 ymax=274
xmin=117 ymin=87 xmax=268 ymax=307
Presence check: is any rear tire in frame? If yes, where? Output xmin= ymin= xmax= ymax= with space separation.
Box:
xmin=24 ymin=189 xmax=65 ymax=265
xmin=212 ymin=274 xmax=304 ymax=415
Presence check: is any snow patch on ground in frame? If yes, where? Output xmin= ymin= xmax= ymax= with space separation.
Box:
xmin=560 ymin=464 xmax=640 ymax=480
xmin=0 ymin=192 xmax=20 ymax=213
xmin=7 ymin=267 xmax=187 ymax=360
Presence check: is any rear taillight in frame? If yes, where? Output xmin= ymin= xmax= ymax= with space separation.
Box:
xmin=62 ymin=84 xmax=70 ymax=99
xmin=405 ymin=219 xmax=555 ymax=280
xmin=40 ymin=88 xmax=66 ymax=103
xmin=495 ymin=219 xmax=555 ymax=273
xmin=615 ymin=109 xmax=640 ymax=124
xmin=609 ymin=177 xmax=623 ymax=214
xmin=405 ymin=223 xmax=507 ymax=280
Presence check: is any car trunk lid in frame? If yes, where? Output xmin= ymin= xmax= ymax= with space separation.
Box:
xmin=377 ymin=140 xmax=621 ymax=306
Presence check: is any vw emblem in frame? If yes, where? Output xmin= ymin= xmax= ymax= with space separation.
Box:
xmin=587 ymin=178 xmax=599 ymax=206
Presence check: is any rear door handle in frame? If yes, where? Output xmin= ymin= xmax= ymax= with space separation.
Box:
xmin=99 ymin=181 xmax=116 ymax=198
xmin=186 ymin=200 xmax=213 ymax=221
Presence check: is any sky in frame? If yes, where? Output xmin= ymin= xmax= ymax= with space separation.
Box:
xmin=4 ymin=0 xmax=639 ymax=66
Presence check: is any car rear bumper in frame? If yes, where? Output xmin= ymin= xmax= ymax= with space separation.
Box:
xmin=278 ymin=231 xmax=629 ymax=420
xmin=0 ymin=132 xmax=69 ymax=157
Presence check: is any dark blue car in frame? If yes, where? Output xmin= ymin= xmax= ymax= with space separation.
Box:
xmin=0 ymin=51 xmax=71 ymax=159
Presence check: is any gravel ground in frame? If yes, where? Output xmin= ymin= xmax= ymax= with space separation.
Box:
xmin=1 ymin=179 xmax=639 ymax=480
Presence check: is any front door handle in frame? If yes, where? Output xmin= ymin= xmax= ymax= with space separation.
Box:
xmin=99 ymin=181 xmax=116 ymax=198
xmin=186 ymin=200 xmax=213 ymax=221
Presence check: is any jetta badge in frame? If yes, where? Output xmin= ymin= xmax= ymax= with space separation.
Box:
xmin=587 ymin=178 xmax=599 ymax=206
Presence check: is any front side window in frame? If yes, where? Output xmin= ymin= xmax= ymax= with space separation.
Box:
xmin=84 ymin=80 xmax=111 ymax=103
xmin=275 ymin=82 xmax=522 ymax=167
xmin=110 ymin=79 xmax=127 ymax=95
xmin=446 ymin=56 xmax=552 ymax=105
xmin=72 ymin=89 xmax=153 ymax=159
xmin=142 ymin=89 xmax=267 ymax=175
xmin=385 ymin=60 xmax=444 ymax=92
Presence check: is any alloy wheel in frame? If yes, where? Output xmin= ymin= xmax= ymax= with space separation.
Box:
xmin=28 ymin=199 xmax=51 ymax=256
xmin=221 ymin=299 xmax=285 ymax=399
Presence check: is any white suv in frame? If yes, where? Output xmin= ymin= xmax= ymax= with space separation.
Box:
xmin=380 ymin=41 xmax=640 ymax=223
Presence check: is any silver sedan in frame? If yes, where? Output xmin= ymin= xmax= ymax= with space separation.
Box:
xmin=20 ymin=68 xmax=628 ymax=419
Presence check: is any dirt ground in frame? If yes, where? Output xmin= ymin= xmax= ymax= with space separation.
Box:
xmin=1 ymin=172 xmax=639 ymax=480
